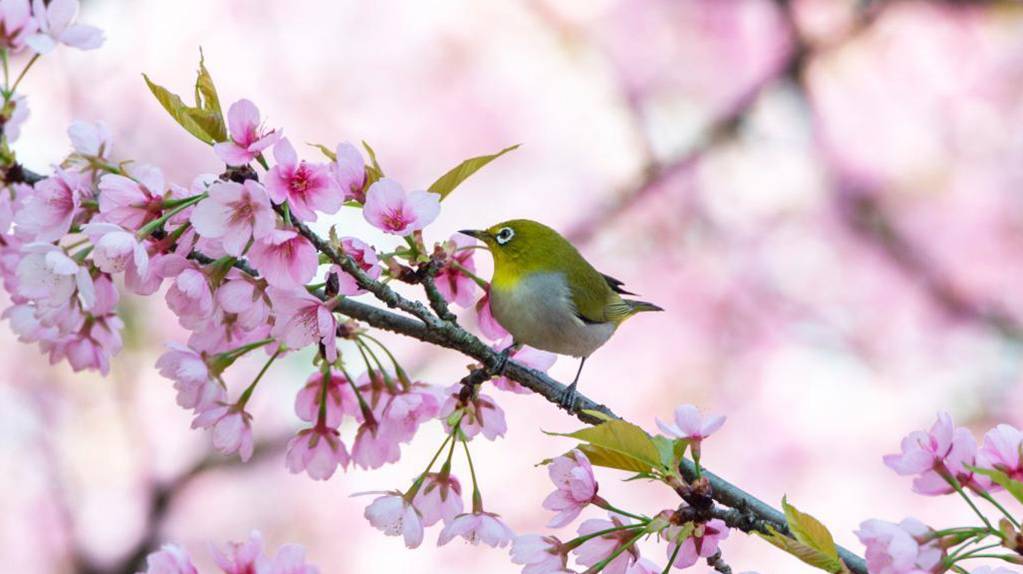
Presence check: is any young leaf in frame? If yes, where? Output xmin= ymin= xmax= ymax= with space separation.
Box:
xmin=969 ymin=466 xmax=1023 ymax=504
xmin=757 ymin=526 xmax=846 ymax=573
xmin=782 ymin=497 xmax=840 ymax=561
xmin=193 ymin=50 xmax=225 ymax=141
xmin=580 ymin=409 xmax=616 ymax=423
xmin=548 ymin=420 xmax=664 ymax=474
xmin=362 ymin=141 xmax=383 ymax=174
xmin=309 ymin=142 xmax=337 ymax=162
xmin=578 ymin=443 xmax=654 ymax=474
xmin=143 ymin=74 xmax=217 ymax=144
xmin=427 ymin=144 xmax=519 ymax=200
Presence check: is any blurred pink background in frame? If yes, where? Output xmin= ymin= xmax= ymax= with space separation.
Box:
xmin=5 ymin=0 xmax=1023 ymax=572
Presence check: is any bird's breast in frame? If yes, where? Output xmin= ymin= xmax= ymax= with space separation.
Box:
xmin=489 ymin=271 xmax=614 ymax=358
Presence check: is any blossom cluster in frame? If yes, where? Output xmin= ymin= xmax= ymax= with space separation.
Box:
xmin=857 ymin=412 xmax=1023 ymax=574
xmin=138 ymin=531 xmax=318 ymax=574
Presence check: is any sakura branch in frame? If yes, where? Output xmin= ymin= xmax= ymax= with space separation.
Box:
xmin=6 ymin=4 xmax=1023 ymax=574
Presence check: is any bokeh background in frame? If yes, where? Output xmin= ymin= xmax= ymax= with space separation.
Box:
xmin=4 ymin=0 xmax=1023 ymax=572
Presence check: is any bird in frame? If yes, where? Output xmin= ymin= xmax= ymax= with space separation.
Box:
xmin=459 ymin=219 xmax=662 ymax=409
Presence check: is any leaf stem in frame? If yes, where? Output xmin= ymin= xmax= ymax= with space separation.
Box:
xmin=9 ymin=53 xmax=38 ymax=95
xmin=237 ymin=348 xmax=281 ymax=407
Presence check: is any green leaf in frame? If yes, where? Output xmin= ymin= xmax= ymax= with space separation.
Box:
xmin=580 ymin=409 xmax=616 ymax=423
xmin=362 ymin=140 xmax=383 ymax=174
xmin=549 ymin=419 xmax=664 ymax=474
xmin=193 ymin=50 xmax=226 ymax=141
xmin=782 ymin=497 xmax=839 ymax=561
xmin=757 ymin=525 xmax=846 ymax=573
xmin=144 ymin=74 xmax=217 ymax=144
xmin=578 ymin=443 xmax=654 ymax=474
xmin=652 ymin=435 xmax=690 ymax=471
xmin=969 ymin=466 xmax=1023 ymax=504
xmin=427 ymin=144 xmax=519 ymax=200
xmin=309 ymin=142 xmax=337 ymax=162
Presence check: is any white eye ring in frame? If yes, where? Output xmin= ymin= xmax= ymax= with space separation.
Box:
xmin=495 ymin=227 xmax=514 ymax=245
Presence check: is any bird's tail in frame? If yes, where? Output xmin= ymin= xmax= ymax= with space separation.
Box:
xmin=608 ymin=299 xmax=664 ymax=325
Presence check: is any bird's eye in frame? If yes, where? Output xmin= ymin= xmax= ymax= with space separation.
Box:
xmin=495 ymin=227 xmax=514 ymax=245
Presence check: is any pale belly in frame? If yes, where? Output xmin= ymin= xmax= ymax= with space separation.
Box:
xmin=490 ymin=272 xmax=615 ymax=358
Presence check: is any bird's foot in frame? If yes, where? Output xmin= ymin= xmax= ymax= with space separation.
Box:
xmin=488 ymin=343 xmax=518 ymax=375
xmin=557 ymin=382 xmax=579 ymax=412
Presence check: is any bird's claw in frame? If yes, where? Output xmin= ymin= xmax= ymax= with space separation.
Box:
xmin=557 ymin=382 xmax=579 ymax=412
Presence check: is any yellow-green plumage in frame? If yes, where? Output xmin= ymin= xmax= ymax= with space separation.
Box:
xmin=461 ymin=219 xmax=662 ymax=362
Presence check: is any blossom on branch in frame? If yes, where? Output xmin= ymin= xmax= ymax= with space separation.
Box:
xmin=363 ymin=178 xmax=440 ymax=236
xmin=214 ymin=99 xmax=280 ymax=166
xmin=26 ymin=0 xmax=103 ymax=54
xmin=266 ymin=138 xmax=341 ymax=222
xmin=190 ymin=179 xmax=275 ymax=256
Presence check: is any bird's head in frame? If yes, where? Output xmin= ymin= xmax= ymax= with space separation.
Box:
xmin=459 ymin=219 xmax=563 ymax=272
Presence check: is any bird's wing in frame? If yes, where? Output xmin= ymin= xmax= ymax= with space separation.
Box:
xmin=566 ymin=267 xmax=619 ymax=325
xmin=600 ymin=273 xmax=637 ymax=296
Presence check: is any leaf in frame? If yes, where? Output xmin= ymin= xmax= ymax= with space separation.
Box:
xmin=578 ymin=444 xmax=654 ymax=474
xmin=362 ymin=140 xmax=383 ymax=174
xmin=757 ymin=525 xmax=846 ymax=573
xmin=782 ymin=497 xmax=840 ymax=561
xmin=549 ymin=419 xmax=664 ymax=474
xmin=653 ymin=435 xmax=690 ymax=471
xmin=970 ymin=466 xmax=1023 ymax=504
xmin=143 ymin=74 xmax=217 ymax=144
xmin=193 ymin=49 xmax=226 ymax=141
xmin=309 ymin=142 xmax=337 ymax=162
xmin=427 ymin=144 xmax=519 ymax=199
xmin=581 ymin=409 xmax=616 ymax=423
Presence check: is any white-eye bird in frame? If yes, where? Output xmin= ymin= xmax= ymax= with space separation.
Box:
xmin=459 ymin=219 xmax=662 ymax=408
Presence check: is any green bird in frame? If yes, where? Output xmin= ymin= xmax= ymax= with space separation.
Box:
xmin=459 ymin=219 xmax=662 ymax=408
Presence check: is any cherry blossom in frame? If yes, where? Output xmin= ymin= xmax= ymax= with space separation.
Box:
xmin=573 ymin=514 xmax=641 ymax=574
xmin=510 ymin=535 xmax=569 ymax=574
xmin=214 ymin=99 xmax=280 ymax=166
xmin=439 ymin=387 xmax=507 ymax=441
xmin=380 ymin=385 xmax=442 ymax=444
xmin=332 ymin=142 xmax=366 ymax=202
xmin=16 ymin=168 xmax=90 ymax=241
xmin=216 ymin=275 xmax=272 ymax=330
xmin=329 ymin=236 xmax=380 ymax=296
xmin=656 ymin=404 xmax=726 ymax=442
xmin=97 ymin=164 xmax=166 ymax=230
xmin=267 ymin=287 xmax=338 ymax=361
xmin=155 ymin=342 xmax=225 ymax=414
xmin=26 ymin=0 xmax=103 ymax=54
xmin=977 ymin=424 xmax=1023 ymax=482
xmin=0 ymin=0 xmax=37 ymax=52
xmin=543 ymin=449 xmax=599 ymax=528
xmin=475 ymin=291 xmax=509 ymax=341
xmin=362 ymin=491 xmax=424 ymax=549
xmin=262 ymin=544 xmax=320 ymax=574
xmin=15 ymin=243 xmax=94 ymax=310
xmin=362 ymin=178 xmax=440 ymax=235
xmin=352 ymin=421 xmax=403 ymax=470
xmin=212 ymin=531 xmax=269 ymax=574
xmin=883 ymin=412 xmax=983 ymax=495
xmin=192 ymin=402 xmax=255 ymax=461
xmin=665 ymin=519 xmax=730 ymax=569
xmin=435 ymin=233 xmax=479 ymax=307
xmin=286 ymin=425 xmax=349 ymax=480
xmin=190 ymin=179 xmax=275 ymax=256
xmin=438 ymin=511 xmax=516 ymax=548
xmin=137 ymin=544 xmax=197 ymax=574
xmin=266 ymin=138 xmax=341 ymax=222
xmin=247 ymin=229 xmax=317 ymax=289
xmin=82 ymin=222 xmax=148 ymax=275
xmin=67 ymin=120 xmax=112 ymax=158
xmin=855 ymin=518 xmax=942 ymax=574
xmin=294 ymin=369 xmax=359 ymax=428
xmin=412 ymin=473 xmax=463 ymax=527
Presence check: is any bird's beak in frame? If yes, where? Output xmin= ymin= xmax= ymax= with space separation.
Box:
xmin=459 ymin=229 xmax=486 ymax=240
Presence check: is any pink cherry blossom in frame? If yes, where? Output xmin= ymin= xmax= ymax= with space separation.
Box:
xmin=138 ymin=544 xmax=197 ymax=574
xmin=657 ymin=404 xmax=726 ymax=442
xmin=574 ymin=514 xmax=641 ymax=574
xmin=190 ymin=180 xmax=275 ymax=256
xmin=212 ymin=531 xmax=269 ymax=574
xmin=192 ymin=403 xmax=255 ymax=461
xmin=380 ymin=385 xmax=442 ymax=444
xmin=4 ymin=93 xmax=28 ymax=142
xmin=438 ymin=511 xmax=515 ymax=548
xmin=977 ymin=424 xmax=1023 ymax=482
xmin=439 ymin=387 xmax=507 ymax=441
xmin=216 ymin=275 xmax=271 ymax=330
xmin=0 ymin=0 xmax=37 ymax=52
xmin=97 ymin=165 xmax=166 ymax=230
xmin=412 ymin=473 xmax=463 ymax=527
xmin=165 ymin=263 xmax=214 ymax=329
xmin=17 ymin=168 xmax=90 ymax=242
xmin=82 ymin=222 xmax=148 ymax=276
xmin=352 ymin=422 xmax=402 ymax=470
xmin=26 ymin=0 xmax=103 ymax=54
xmin=855 ymin=518 xmax=942 ymax=574
xmin=262 ymin=544 xmax=319 ymax=574
xmin=435 ymin=233 xmax=479 ymax=307
xmin=362 ymin=492 xmax=424 ymax=549
xmin=187 ymin=310 xmax=271 ymax=356
xmin=266 ymin=138 xmax=341 ymax=222
xmin=883 ymin=411 xmax=982 ymax=495
xmin=155 ymin=342 xmax=225 ymax=414
xmin=332 ymin=142 xmax=366 ymax=202
xmin=476 ymin=291 xmax=509 ymax=340
xmin=362 ymin=178 xmax=440 ymax=235
xmin=543 ymin=449 xmax=599 ymax=528
xmin=16 ymin=243 xmax=94 ymax=310
xmin=329 ymin=237 xmax=380 ymax=296
xmin=248 ymin=229 xmax=317 ymax=289
xmin=295 ymin=369 xmax=359 ymax=428
xmin=267 ymin=287 xmax=337 ymax=361
xmin=286 ymin=425 xmax=349 ymax=480
xmin=39 ymin=316 xmax=123 ymax=375
xmin=214 ymin=99 xmax=280 ymax=166
xmin=493 ymin=343 xmax=556 ymax=394
xmin=510 ymin=535 xmax=570 ymax=574
xmin=68 ymin=120 xmax=112 ymax=158
xmin=666 ymin=518 xmax=730 ymax=569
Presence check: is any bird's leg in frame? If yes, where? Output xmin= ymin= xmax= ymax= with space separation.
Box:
xmin=558 ymin=357 xmax=587 ymax=412
xmin=460 ymin=341 xmax=520 ymax=403
xmin=488 ymin=340 xmax=521 ymax=375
